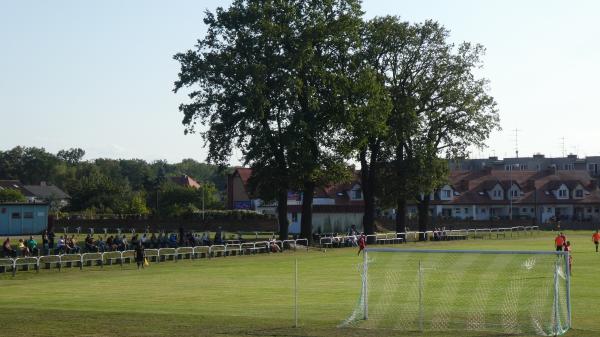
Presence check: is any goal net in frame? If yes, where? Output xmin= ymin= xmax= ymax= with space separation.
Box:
xmin=341 ymin=248 xmax=571 ymax=336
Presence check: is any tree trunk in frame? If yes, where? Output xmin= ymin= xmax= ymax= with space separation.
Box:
xmin=395 ymin=198 xmax=406 ymax=240
xmin=277 ymin=189 xmax=289 ymax=240
xmin=417 ymin=195 xmax=430 ymax=241
xmin=360 ymin=144 xmax=379 ymax=244
xmin=300 ymin=180 xmax=315 ymax=242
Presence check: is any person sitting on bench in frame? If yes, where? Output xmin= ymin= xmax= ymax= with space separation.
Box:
xmin=27 ymin=236 xmax=38 ymax=256
xmin=3 ymin=238 xmax=17 ymax=258
xmin=18 ymin=239 xmax=30 ymax=256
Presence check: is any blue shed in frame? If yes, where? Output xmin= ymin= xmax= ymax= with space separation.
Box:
xmin=0 ymin=203 xmax=49 ymax=235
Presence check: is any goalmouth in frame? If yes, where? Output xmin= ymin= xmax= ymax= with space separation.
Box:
xmin=342 ymin=248 xmax=571 ymax=336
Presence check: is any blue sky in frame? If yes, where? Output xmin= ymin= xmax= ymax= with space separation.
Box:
xmin=1 ymin=0 xmax=599 ymax=163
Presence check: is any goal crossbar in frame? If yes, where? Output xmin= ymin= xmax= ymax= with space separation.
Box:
xmin=365 ymin=248 xmax=570 ymax=256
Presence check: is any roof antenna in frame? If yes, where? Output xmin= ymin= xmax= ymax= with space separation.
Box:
xmin=513 ymin=128 xmax=520 ymax=158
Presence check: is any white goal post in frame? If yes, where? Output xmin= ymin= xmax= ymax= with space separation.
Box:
xmin=343 ymin=248 xmax=571 ymax=336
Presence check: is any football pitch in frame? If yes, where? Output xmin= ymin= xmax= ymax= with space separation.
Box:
xmin=0 ymin=231 xmax=598 ymax=337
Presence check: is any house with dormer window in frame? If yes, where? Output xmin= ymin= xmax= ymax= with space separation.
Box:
xmin=409 ymin=168 xmax=600 ymax=223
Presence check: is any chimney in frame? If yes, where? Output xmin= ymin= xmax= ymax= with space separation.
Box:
xmin=488 ymin=156 xmax=498 ymax=161
xmin=567 ymin=154 xmax=577 ymax=159
xmin=533 ymin=153 xmax=545 ymax=159
xmin=460 ymin=179 xmax=469 ymax=191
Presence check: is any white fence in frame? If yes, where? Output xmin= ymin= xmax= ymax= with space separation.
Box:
xmin=319 ymin=225 xmax=540 ymax=248
xmin=0 ymin=238 xmax=311 ymax=276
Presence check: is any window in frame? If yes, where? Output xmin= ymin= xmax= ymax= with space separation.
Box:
xmin=464 ymin=208 xmax=469 ymax=213
xmin=443 ymin=189 xmax=451 ymax=198
xmin=493 ymin=189 xmax=502 ymax=198
xmin=521 ymin=208 xmax=527 ymax=213
xmin=11 ymin=212 xmax=20 ymax=219
xmin=558 ymin=189 xmax=567 ymax=198
xmin=23 ymin=212 xmax=33 ymax=219
xmin=563 ymin=164 xmax=574 ymax=170
xmin=530 ymin=208 xmax=534 ymax=212
xmin=587 ymin=208 xmax=592 ymax=213
xmin=291 ymin=212 xmax=298 ymax=222
xmin=520 ymin=164 xmax=528 ymax=170
xmin=353 ymin=189 xmax=362 ymax=200
xmin=510 ymin=189 xmax=519 ymax=198
xmin=454 ymin=208 xmax=461 ymax=214
xmin=547 ymin=208 xmax=552 ymax=212
xmin=481 ymin=208 xmax=486 ymax=213
xmin=536 ymin=164 xmax=541 ymax=171
xmin=575 ymin=189 xmax=584 ymax=198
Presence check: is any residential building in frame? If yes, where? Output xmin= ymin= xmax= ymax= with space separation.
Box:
xmin=227 ymin=168 xmax=364 ymax=233
xmin=24 ymin=182 xmax=70 ymax=208
xmin=170 ymin=174 xmax=202 ymax=189
xmin=408 ymin=168 xmax=600 ymax=223
xmin=0 ymin=180 xmax=36 ymax=202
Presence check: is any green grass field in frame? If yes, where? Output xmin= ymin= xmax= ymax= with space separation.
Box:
xmin=1 ymin=231 xmax=598 ymax=337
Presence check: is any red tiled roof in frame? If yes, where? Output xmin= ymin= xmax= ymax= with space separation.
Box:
xmin=436 ymin=170 xmax=600 ymax=205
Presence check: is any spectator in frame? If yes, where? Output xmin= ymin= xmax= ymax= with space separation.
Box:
xmin=18 ymin=239 xmax=30 ymax=256
xmin=48 ymin=230 xmax=55 ymax=252
xmin=214 ymin=227 xmax=223 ymax=245
xmin=160 ymin=233 xmax=169 ymax=248
xmin=201 ymin=231 xmax=210 ymax=246
xmin=85 ymin=235 xmax=97 ymax=252
xmin=237 ymin=231 xmax=244 ymax=243
xmin=106 ymin=236 xmax=115 ymax=251
xmin=56 ymin=236 xmax=66 ymax=254
xmin=42 ymin=230 xmax=49 ymax=255
xmin=121 ymin=236 xmax=129 ymax=251
xmin=269 ymin=236 xmax=281 ymax=253
xmin=150 ymin=233 xmax=157 ymax=249
xmin=168 ymin=233 xmax=178 ymax=248
xmin=141 ymin=233 xmax=149 ymax=248
xmin=96 ymin=236 xmax=107 ymax=252
xmin=3 ymin=238 xmax=16 ymax=258
xmin=131 ymin=234 xmax=139 ymax=248
xmin=69 ymin=235 xmax=81 ymax=253
xmin=27 ymin=236 xmax=38 ymax=256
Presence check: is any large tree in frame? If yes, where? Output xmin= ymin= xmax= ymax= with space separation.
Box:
xmin=366 ymin=17 xmax=499 ymax=237
xmin=174 ymin=0 xmax=366 ymax=240
xmin=285 ymin=0 xmax=363 ymax=242
xmin=174 ymin=0 xmax=298 ymax=239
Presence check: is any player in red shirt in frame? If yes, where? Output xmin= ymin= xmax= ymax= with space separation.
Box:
xmin=357 ymin=233 xmax=366 ymax=256
xmin=554 ymin=233 xmax=565 ymax=251
xmin=592 ymin=230 xmax=600 ymax=253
